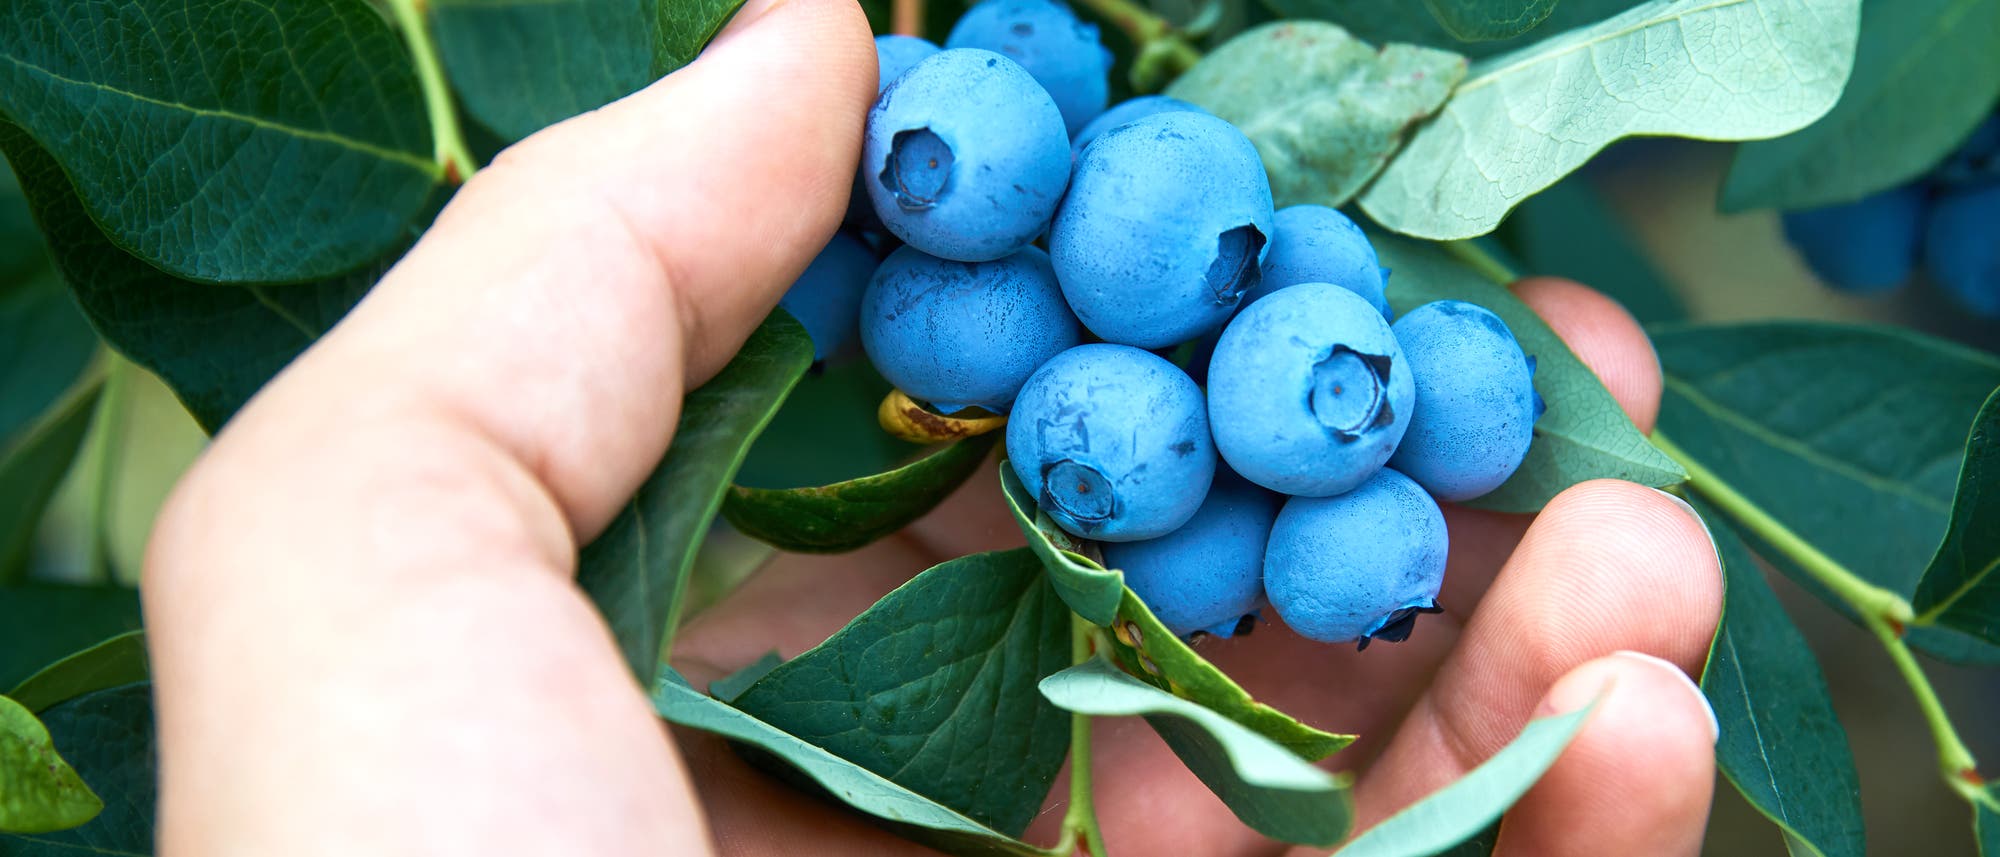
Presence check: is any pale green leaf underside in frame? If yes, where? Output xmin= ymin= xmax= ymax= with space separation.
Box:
xmin=0 ymin=696 xmax=101 ymax=835
xmin=1362 ymin=0 xmax=1862 ymax=239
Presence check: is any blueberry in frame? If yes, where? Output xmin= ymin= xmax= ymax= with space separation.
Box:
xmin=860 ymin=245 xmax=1082 ymax=412
xmin=1924 ymin=182 xmax=2000 ymax=318
xmin=864 ymin=49 xmax=1071 ymax=262
xmin=1101 ymin=469 xmax=1278 ymax=638
xmin=1070 ymin=95 xmax=1206 ymax=158
xmin=874 ymin=34 xmax=942 ymax=92
xmin=1051 ymin=111 xmax=1275 ymax=348
xmin=1264 ymin=467 xmax=1447 ymax=647
xmin=1246 ymin=205 xmax=1390 ymax=319
xmin=1007 ymin=344 xmax=1216 ymax=541
xmin=777 ymin=231 xmax=878 ymax=361
xmin=946 ymin=0 xmax=1111 ymax=137
xmin=1387 ymin=301 xmax=1538 ymax=502
xmin=1934 ymin=113 xmax=2000 ymax=187
xmin=1206 ymin=283 xmax=1413 ymax=497
xmin=1780 ymin=185 xmax=1927 ymax=294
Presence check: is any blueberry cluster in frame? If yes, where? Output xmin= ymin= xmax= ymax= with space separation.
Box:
xmin=779 ymin=0 xmax=1543 ymax=649
xmin=1782 ymin=113 xmax=2000 ymax=316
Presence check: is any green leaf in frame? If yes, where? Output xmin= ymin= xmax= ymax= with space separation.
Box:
xmin=999 ymin=463 xmax=1126 ymax=625
xmin=723 ymin=433 xmax=999 ymax=554
xmin=1262 ymin=0 xmax=1648 ymax=56
xmin=0 ymin=585 xmax=143 ymax=691
xmin=0 ymin=696 xmax=100 ymax=835
xmin=708 ymin=650 xmax=783 ymax=703
xmin=577 ymin=311 xmax=813 ymax=682
xmin=1693 ymin=497 xmax=1864 ymax=857
xmin=1040 ymin=658 xmax=1354 ymax=846
xmin=432 ymin=0 xmax=746 ymax=142
xmin=0 ymin=271 xmax=95 ymax=445
xmin=1164 ymin=22 xmax=1465 ymax=210
xmin=1655 ymin=321 xmax=2000 ymax=663
xmin=1359 ymin=0 xmax=1862 ymax=239
xmin=1980 ymin=785 xmax=2000 ymax=856
xmin=729 ymin=550 xmax=1071 ymax=836
xmin=0 ymin=0 xmax=439 ymax=282
xmin=735 ymin=360 xmax=915 ymax=490
xmin=1424 ymin=0 xmax=1562 ymax=40
xmin=7 ymin=632 xmax=149 ymax=716
xmin=1331 ymin=701 xmax=1598 ymax=857
xmin=1494 ymin=176 xmax=1687 ymax=325
xmin=1721 ymin=0 xmax=2000 ymax=211
xmin=0 ymin=122 xmax=391 ymax=433
xmin=0 ymin=163 xmax=47 ymax=289
xmin=0 ymin=371 xmax=103 ymax=582
xmin=0 ymin=684 xmax=154 ymax=856
xmin=1913 ymin=387 xmax=2000 ymax=644
xmin=1375 ymin=233 xmax=1686 ymax=511
xmin=652 ymin=669 xmax=1049 ymax=857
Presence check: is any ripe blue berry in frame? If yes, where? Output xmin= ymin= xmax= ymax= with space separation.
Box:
xmin=1051 ymin=111 xmax=1274 ymax=348
xmin=1070 ymin=94 xmax=1206 ymax=158
xmin=1264 ymin=467 xmax=1447 ymax=647
xmin=778 ymin=231 xmax=878 ymax=362
xmin=1008 ymin=344 xmax=1216 ymax=541
xmin=865 ymin=49 xmax=1071 ymax=262
xmin=1780 ymin=185 xmax=1927 ymax=294
xmin=1387 ymin=301 xmax=1538 ymax=502
xmin=1206 ymin=283 xmax=1413 ymax=497
xmin=874 ymin=34 xmax=942 ymax=91
xmin=1924 ymin=183 xmax=2000 ymax=318
xmin=1102 ymin=470 xmax=1278 ymax=638
xmin=1246 ymin=205 xmax=1390 ymax=319
xmin=946 ymin=0 xmax=1111 ymax=136
xmin=860 ymin=245 xmax=1082 ymax=412
xmin=1935 ymin=114 xmax=2000 ymax=187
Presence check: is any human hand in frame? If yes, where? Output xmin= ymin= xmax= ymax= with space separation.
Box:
xmin=141 ymin=0 xmax=1722 ymax=855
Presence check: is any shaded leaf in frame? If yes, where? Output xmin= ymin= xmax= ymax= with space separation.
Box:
xmin=7 ymin=632 xmax=149 ymax=716
xmin=0 ymin=164 xmax=46 ymax=288
xmin=0 ymin=586 xmax=142 ymax=692
xmin=653 ymin=669 xmax=1049 ymax=857
xmin=1654 ymin=321 xmax=2000 ymax=663
xmin=0 ymin=683 xmax=154 ymax=856
xmin=1981 ymin=785 xmax=2000 ymax=856
xmin=0 ymin=371 xmax=102 ymax=582
xmin=735 ymin=360 xmax=914 ymax=490
xmin=1424 ymin=0 xmax=1561 ymax=40
xmin=1494 ymin=175 xmax=1687 ymax=325
xmin=578 ymin=311 xmax=814 ymax=682
xmin=1913 ymin=387 xmax=2000 ymax=643
xmin=432 ymin=0 xmax=746 ymax=141
xmin=730 ymin=550 xmax=1070 ymax=836
xmin=0 ymin=0 xmax=438 ymax=281
xmin=708 ymin=651 xmax=783 ymax=704
xmin=0 ymin=270 xmax=94 ymax=444
xmin=1331 ymin=701 xmax=1597 ymax=857
xmin=1693 ymin=496 xmax=1864 ymax=857
xmin=1261 ymin=0 xmax=1648 ymax=57
xmin=1360 ymin=0 xmax=1861 ymax=239
xmin=0 ymin=696 xmax=100 ymax=835
xmin=1721 ymin=0 xmax=2000 ymax=211
xmin=1165 ymin=22 xmax=1465 ymax=210
xmin=1375 ymin=233 xmax=1686 ymax=511
xmin=1000 ymin=463 xmax=1125 ymax=626
xmin=723 ymin=433 xmax=998 ymax=554
xmin=1040 ymin=658 xmax=1354 ymax=846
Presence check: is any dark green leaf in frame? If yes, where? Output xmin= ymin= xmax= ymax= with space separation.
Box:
xmin=1359 ymin=0 xmax=1861 ymax=239
xmin=1424 ymin=0 xmax=1561 ymax=40
xmin=1721 ymin=0 xmax=2000 ymax=211
xmin=999 ymin=463 xmax=1125 ymax=625
xmin=0 ymin=696 xmax=100 ymax=835
xmin=578 ymin=311 xmax=814 ymax=682
xmin=0 ymin=585 xmax=143 ymax=691
xmin=432 ymin=0 xmax=746 ymax=142
xmin=1040 ymin=658 xmax=1354 ymax=846
xmin=729 ymin=550 xmax=1070 ymax=836
xmin=0 ymin=0 xmax=439 ymax=282
xmin=0 ymin=164 xmax=46 ymax=288
xmin=1165 ymin=22 xmax=1465 ymax=210
xmin=0 ymin=271 xmax=95 ymax=444
xmin=1693 ymin=497 xmax=1864 ymax=857
xmin=723 ymin=433 xmax=998 ymax=554
xmin=1494 ymin=176 xmax=1687 ymax=325
xmin=0 ymin=373 xmax=102 ymax=582
xmin=708 ymin=651 xmax=783 ymax=704
xmin=735 ymin=360 xmax=914 ymax=490
xmin=1655 ymin=321 xmax=2000 ymax=663
xmin=7 ymin=633 xmax=149 ymax=716
xmin=1263 ymin=0 xmax=1648 ymax=54
xmin=1980 ymin=785 xmax=2000 ymax=856
xmin=1375 ymin=233 xmax=1686 ymax=511
xmin=653 ymin=669 xmax=1048 ymax=857
xmin=0 ymin=684 xmax=154 ymax=856
xmin=1913 ymin=387 xmax=2000 ymax=644
xmin=0 ymin=122 xmax=390 ymax=433
xmin=1330 ymin=701 xmax=1598 ymax=857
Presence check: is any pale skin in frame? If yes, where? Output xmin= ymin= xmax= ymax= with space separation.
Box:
xmin=143 ymin=0 xmax=1726 ymax=854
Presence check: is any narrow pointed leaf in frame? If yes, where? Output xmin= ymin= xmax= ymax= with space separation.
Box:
xmin=1424 ymin=0 xmax=1562 ymax=40
xmin=0 ymin=371 xmax=102 ymax=582
xmin=0 ymin=683 xmax=153 ymax=855
xmin=8 ymin=632 xmax=150 ymax=715
xmin=0 ymin=697 xmax=101 ymax=834
xmin=0 ymin=586 xmax=143 ymax=692
xmin=1913 ymin=387 xmax=2000 ymax=643
xmin=723 ymin=433 xmax=999 ymax=554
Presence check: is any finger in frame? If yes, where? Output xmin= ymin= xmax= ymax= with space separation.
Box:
xmin=1512 ymin=276 xmax=1663 ymax=433
xmin=1493 ymin=652 xmax=1716 ymax=857
xmin=1338 ymin=481 xmax=1721 ymax=837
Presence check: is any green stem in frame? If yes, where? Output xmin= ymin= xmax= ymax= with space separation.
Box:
xmin=1054 ymin=615 xmax=1112 ymax=857
xmin=1443 ymin=240 xmax=1517 ymax=285
xmin=1068 ymin=0 xmax=1202 ymax=92
xmin=1866 ymin=613 xmax=1995 ymax=811
xmin=386 ymin=0 xmax=479 ymax=183
xmin=79 ymin=353 xmax=129 ymax=585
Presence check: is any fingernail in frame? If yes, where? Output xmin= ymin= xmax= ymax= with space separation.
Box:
xmin=1614 ymin=650 xmax=1720 ymax=744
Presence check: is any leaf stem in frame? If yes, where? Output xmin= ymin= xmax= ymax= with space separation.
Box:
xmin=79 ymin=352 xmax=129 ymax=585
xmin=1442 ymin=240 xmax=1517 ymax=285
xmin=1055 ymin=614 xmax=1112 ymax=857
xmin=1068 ymin=0 xmax=1203 ymax=92
xmin=1865 ymin=611 xmax=1996 ymax=811
xmin=386 ymin=0 xmax=479 ymax=183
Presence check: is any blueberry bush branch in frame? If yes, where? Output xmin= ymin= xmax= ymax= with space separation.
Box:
xmin=1055 ymin=614 xmax=1113 ymax=857
xmin=386 ymin=0 xmax=481 ymax=183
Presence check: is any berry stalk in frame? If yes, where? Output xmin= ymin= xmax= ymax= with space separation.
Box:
xmin=1054 ymin=615 xmax=1114 ymax=857
xmin=1067 ymin=0 xmax=1203 ymax=92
